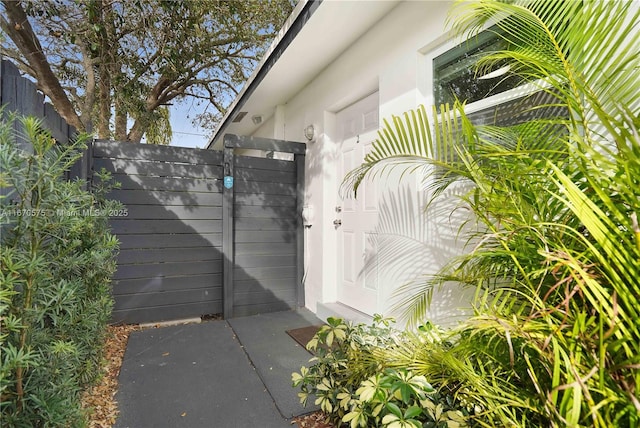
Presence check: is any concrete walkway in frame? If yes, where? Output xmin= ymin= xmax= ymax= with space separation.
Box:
xmin=114 ymin=309 xmax=322 ymax=428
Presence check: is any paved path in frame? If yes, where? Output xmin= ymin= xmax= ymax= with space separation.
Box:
xmin=228 ymin=310 xmax=322 ymax=419
xmin=115 ymin=309 xmax=321 ymax=428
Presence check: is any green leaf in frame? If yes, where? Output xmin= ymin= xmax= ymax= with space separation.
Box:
xmin=445 ymin=410 xmax=466 ymax=422
xmin=382 ymin=413 xmax=400 ymax=425
xmin=343 ymin=409 xmax=366 ymax=428
xmin=386 ymin=402 xmax=403 ymax=419
xmin=306 ymin=336 xmax=318 ymax=351
xmin=297 ymin=391 xmax=309 ymax=406
xmin=404 ymin=405 xmax=422 ymax=419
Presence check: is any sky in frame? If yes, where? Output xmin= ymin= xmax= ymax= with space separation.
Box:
xmin=169 ymin=101 xmax=212 ymax=149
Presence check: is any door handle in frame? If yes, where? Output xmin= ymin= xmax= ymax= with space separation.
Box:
xmin=333 ymin=219 xmax=342 ymax=226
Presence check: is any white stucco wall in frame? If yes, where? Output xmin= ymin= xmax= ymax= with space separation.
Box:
xmin=253 ymin=1 xmax=475 ymax=325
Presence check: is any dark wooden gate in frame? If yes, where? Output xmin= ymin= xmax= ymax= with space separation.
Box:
xmin=93 ymin=135 xmax=305 ymax=324
xmin=223 ymin=134 xmax=306 ymax=318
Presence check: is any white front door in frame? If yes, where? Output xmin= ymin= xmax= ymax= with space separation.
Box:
xmin=335 ymin=92 xmax=380 ymax=316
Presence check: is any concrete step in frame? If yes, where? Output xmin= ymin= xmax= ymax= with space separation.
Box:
xmin=316 ymin=302 xmax=373 ymax=325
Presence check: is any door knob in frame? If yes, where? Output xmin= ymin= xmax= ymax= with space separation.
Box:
xmin=333 ymin=219 xmax=342 ymax=226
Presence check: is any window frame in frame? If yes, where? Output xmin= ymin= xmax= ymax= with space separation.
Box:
xmin=433 ymin=26 xmax=523 ymax=108
xmin=426 ymin=26 xmax=558 ymax=124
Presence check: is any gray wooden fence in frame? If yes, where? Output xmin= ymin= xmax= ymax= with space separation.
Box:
xmin=1 ymin=59 xmax=306 ymax=324
xmin=1 ymin=60 xmax=76 ymax=146
xmin=94 ymin=136 xmax=305 ymax=324
xmin=93 ymin=141 xmax=225 ymax=323
xmin=1 ymin=59 xmax=91 ymax=183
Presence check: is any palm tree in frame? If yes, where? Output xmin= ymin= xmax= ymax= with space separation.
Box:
xmin=344 ymin=0 xmax=640 ymax=426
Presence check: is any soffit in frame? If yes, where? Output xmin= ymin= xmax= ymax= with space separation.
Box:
xmin=209 ymin=0 xmax=400 ymax=149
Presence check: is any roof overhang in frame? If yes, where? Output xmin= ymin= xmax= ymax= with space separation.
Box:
xmin=207 ymin=0 xmax=400 ymax=150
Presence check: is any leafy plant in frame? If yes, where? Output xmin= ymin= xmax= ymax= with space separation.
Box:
xmin=342 ymin=369 xmax=465 ymax=428
xmin=341 ymin=0 xmax=640 ymax=426
xmin=0 ymin=112 xmax=120 ymax=426
xmin=292 ymin=316 xmax=475 ymax=427
xmin=293 ymin=316 xmax=395 ymax=415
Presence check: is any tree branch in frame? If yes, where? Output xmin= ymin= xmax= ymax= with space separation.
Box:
xmin=1 ymin=1 xmax=84 ymax=131
xmin=76 ymin=40 xmax=96 ymax=133
xmin=0 ymin=49 xmax=36 ymax=76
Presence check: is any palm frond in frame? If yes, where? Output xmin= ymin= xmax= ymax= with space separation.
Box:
xmin=341 ymin=104 xmax=468 ymax=200
xmin=336 ymin=0 xmax=640 ymax=425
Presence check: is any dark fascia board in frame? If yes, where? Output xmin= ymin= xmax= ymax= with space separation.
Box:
xmin=206 ymin=0 xmax=322 ymax=150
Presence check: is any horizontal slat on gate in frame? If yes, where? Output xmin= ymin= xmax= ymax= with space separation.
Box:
xmin=234 ymin=205 xmax=294 ymax=219
xmin=234 ymin=288 xmax=296 ymax=306
xmin=114 ymin=261 xmax=222 ymax=279
xmin=118 ymin=247 xmax=220 ymax=264
xmin=117 ymin=233 xmax=222 ymax=249
xmin=94 ymin=158 xmax=222 ymax=178
xmin=110 ymin=219 xmax=221 ymax=234
xmin=93 ymin=141 xmax=222 ymax=164
xmin=235 ymin=254 xmax=296 ymax=268
xmin=235 ymin=242 xmax=295 ymax=255
xmin=235 ymin=217 xmax=295 ymax=232
xmin=235 ymin=156 xmax=295 ymax=172
xmin=234 ymin=194 xmax=295 ymax=207
xmin=225 ymin=135 xmax=306 ymax=155
xmin=122 ymin=205 xmax=222 ymax=220
xmin=111 ymin=301 xmax=223 ymax=324
xmin=107 ymin=189 xmax=222 ymax=206
xmin=233 ymin=277 xmax=298 ymax=293
xmin=233 ymin=181 xmax=295 ymax=196
xmin=106 ymin=174 xmax=221 ymax=192
xmin=113 ymin=287 xmax=222 ymax=310
xmin=112 ymin=274 xmax=221 ymax=294
xmin=234 ymin=266 xmax=296 ymax=281
xmin=234 ymin=168 xmax=296 ymax=184
xmin=234 ymin=230 xmax=295 ymax=244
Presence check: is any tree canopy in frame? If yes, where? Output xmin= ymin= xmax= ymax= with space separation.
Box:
xmin=1 ymin=0 xmax=294 ymax=143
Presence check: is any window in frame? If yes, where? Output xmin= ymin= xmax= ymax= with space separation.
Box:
xmin=433 ymin=27 xmax=522 ymax=107
xmin=428 ymin=26 xmax=567 ymax=183
xmin=433 ymin=27 xmax=565 ymax=128
xmin=466 ymin=90 xmax=566 ymax=128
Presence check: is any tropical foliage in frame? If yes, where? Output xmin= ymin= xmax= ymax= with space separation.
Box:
xmin=292 ymin=316 xmax=474 ymax=428
xmin=0 ymin=112 xmax=120 ymax=426
xmin=336 ymin=0 xmax=639 ymax=426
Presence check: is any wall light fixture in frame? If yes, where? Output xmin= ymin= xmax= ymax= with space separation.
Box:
xmin=304 ymin=124 xmax=315 ymax=141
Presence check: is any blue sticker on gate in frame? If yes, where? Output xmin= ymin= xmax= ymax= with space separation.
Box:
xmin=224 ymin=176 xmax=234 ymax=189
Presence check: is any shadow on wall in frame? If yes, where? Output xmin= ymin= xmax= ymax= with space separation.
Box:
xmin=292 ymin=126 xmax=337 ymax=307
xmin=94 ymin=141 xmax=298 ymax=324
xmin=364 ymin=180 xmax=475 ymax=328
xmin=300 ymin=120 xmax=474 ymax=325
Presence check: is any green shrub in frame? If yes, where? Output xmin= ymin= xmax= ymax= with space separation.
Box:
xmin=0 ymin=113 xmax=120 ymax=427
xmin=292 ymin=316 xmax=476 ymax=428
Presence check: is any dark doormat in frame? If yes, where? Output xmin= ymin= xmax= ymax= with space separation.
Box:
xmin=286 ymin=325 xmax=324 ymax=352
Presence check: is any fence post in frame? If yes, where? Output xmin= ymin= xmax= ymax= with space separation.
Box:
xmin=68 ymin=139 xmax=92 ymax=189
xmin=295 ymin=152 xmax=306 ymax=308
xmin=222 ymin=135 xmax=235 ymax=319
